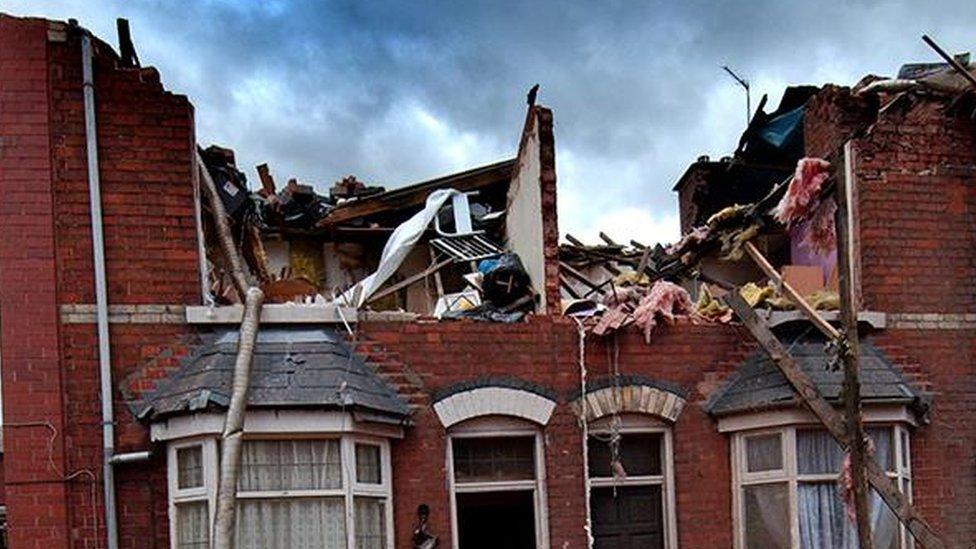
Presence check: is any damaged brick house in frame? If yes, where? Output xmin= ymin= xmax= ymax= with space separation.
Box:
xmin=0 ymin=12 xmax=974 ymax=549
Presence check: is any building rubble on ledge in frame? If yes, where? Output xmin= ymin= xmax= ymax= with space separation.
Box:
xmin=0 ymin=12 xmax=975 ymax=549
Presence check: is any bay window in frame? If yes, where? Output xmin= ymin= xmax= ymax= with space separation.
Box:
xmin=732 ymin=425 xmax=912 ymax=549
xmin=168 ymin=435 xmax=393 ymax=549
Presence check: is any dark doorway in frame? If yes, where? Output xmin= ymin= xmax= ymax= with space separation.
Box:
xmin=457 ymin=490 xmax=536 ymax=549
xmin=591 ymin=485 xmax=664 ymax=549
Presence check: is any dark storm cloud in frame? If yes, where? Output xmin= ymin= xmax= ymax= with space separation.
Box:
xmin=4 ymin=0 xmax=975 ymax=242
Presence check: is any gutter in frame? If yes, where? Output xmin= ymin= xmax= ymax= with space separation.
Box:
xmin=79 ymin=27 xmax=120 ymax=549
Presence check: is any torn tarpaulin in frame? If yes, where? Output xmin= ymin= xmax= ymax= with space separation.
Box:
xmin=342 ymin=189 xmax=462 ymax=307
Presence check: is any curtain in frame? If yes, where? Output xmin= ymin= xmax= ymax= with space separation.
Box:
xmin=176 ymin=501 xmax=209 ymax=549
xmin=798 ymin=485 xmax=899 ymax=549
xmin=797 ymin=429 xmax=844 ymax=474
xmin=792 ymin=428 xmax=900 ymax=548
xmin=177 ymin=446 xmax=204 ymax=489
xmin=798 ymin=483 xmax=857 ymax=548
xmin=240 ymin=439 xmax=342 ymax=491
xmin=235 ymin=497 xmax=346 ymax=549
xmin=745 ymin=433 xmax=783 ymax=472
xmin=797 ymin=428 xmax=893 ymax=475
xmin=355 ymin=497 xmax=386 ymax=549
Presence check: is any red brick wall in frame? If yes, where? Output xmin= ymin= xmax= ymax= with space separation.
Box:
xmin=0 ymin=15 xmax=72 ymax=549
xmin=872 ymin=330 xmax=975 ymax=546
xmin=851 ymin=101 xmax=976 ymax=548
xmin=805 ymin=87 xmax=976 ymax=547
xmin=47 ymin=32 xmax=199 ymax=305
xmin=1 ymin=12 xmax=973 ymax=549
xmin=359 ymin=319 xmax=748 ymax=548
xmin=0 ymin=16 xmax=199 ymax=549
xmin=43 ymin=27 xmax=199 ymax=549
xmin=535 ymin=107 xmax=562 ymax=315
xmin=851 ymin=99 xmax=976 ymax=314
xmin=0 ymin=455 xmax=6 ymax=505
xmin=803 ymin=84 xmax=876 ymax=161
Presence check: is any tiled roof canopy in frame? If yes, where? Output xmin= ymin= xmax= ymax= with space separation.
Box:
xmin=135 ymin=327 xmax=410 ymax=422
xmin=706 ymin=332 xmax=928 ymax=418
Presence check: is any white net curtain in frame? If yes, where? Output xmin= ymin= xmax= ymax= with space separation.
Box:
xmin=231 ymin=439 xmax=385 ymax=549
xmin=742 ymin=426 xmax=904 ymax=549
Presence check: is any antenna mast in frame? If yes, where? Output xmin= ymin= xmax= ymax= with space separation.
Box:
xmin=722 ymin=65 xmax=751 ymax=125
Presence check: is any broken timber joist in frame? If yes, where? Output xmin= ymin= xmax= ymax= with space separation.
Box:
xmin=835 ymin=142 xmax=874 ymax=549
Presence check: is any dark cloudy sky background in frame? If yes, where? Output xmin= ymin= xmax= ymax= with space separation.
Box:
xmin=5 ymin=1 xmax=975 ymax=244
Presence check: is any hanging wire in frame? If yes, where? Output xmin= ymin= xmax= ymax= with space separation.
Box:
xmin=5 ymin=422 xmax=99 ymax=543
xmin=573 ymin=317 xmax=595 ymax=549
xmin=605 ymin=332 xmax=626 ymax=495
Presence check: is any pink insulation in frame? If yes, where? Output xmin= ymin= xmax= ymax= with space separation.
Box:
xmin=775 ymin=157 xmax=837 ymax=255
xmin=838 ymin=434 xmax=876 ymax=524
xmin=774 ymin=157 xmax=832 ymax=226
xmin=800 ymin=197 xmax=838 ymax=255
xmin=632 ymin=281 xmax=695 ymax=343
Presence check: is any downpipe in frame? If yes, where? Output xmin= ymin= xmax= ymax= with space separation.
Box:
xmin=80 ymin=28 xmax=119 ymax=549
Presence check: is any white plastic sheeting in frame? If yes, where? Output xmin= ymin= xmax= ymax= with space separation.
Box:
xmin=342 ymin=188 xmax=461 ymax=307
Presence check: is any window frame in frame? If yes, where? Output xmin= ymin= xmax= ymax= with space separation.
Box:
xmin=166 ymin=433 xmax=394 ymax=549
xmin=446 ymin=416 xmax=550 ymax=549
xmin=731 ymin=423 xmax=913 ymax=549
xmin=167 ymin=437 xmax=217 ymax=549
xmin=585 ymin=414 xmax=679 ymax=549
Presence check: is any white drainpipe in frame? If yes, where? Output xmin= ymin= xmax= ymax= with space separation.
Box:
xmin=80 ymin=30 xmax=119 ymax=549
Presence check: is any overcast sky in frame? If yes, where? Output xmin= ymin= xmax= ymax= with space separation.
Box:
xmin=4 ymin=1 xmax=975 ymax=244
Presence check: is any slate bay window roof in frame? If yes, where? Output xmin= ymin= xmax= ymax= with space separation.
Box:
xmin=706 ymin=332 xmax=928 ymax=418
xmin=135 ymin=327 xmax=410 ymax=422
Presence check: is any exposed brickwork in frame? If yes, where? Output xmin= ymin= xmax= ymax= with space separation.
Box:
xmin=351 ymin=337 xmax=428 ymax=411
xmin=47 ymin=31 xmax=199 ymax=306
xmin=853 ymin=99 xmax=976 ymax=315
xmin=0 ymin=15 xmax=72 ymax=549
xmin=535 ymin=107 xmax=562 ymax=316
xmin=0 ymin=16 xmax=200 ymax=549
xmin=805 ymin=86 xmax=976 ymax=547
xmin=803 ymin=84 xmax=877 ymax=160
xmin=359 ymin=319 xmax=748 ymax=548
xmin=0 ymin=12 xmax=974 ymax=549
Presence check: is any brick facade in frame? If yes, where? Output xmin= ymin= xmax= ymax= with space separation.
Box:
xmin=356 ymin=320 xmax=750 ymax=548
xmin=0 ymin=15 xmax=72 ymax=549
xmin=0 ymin=13 xmax=973 ymax=549
xmin=804 ymin=83 xmax=976 ymax=547
xmin=0 ymin=15 xmax=198 ymax=549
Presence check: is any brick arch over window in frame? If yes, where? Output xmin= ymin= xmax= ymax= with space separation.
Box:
xmin=569 ymin=377 xmax=687 ymax=423
xmin=431 ymin=377 xmax=558 ymax=428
